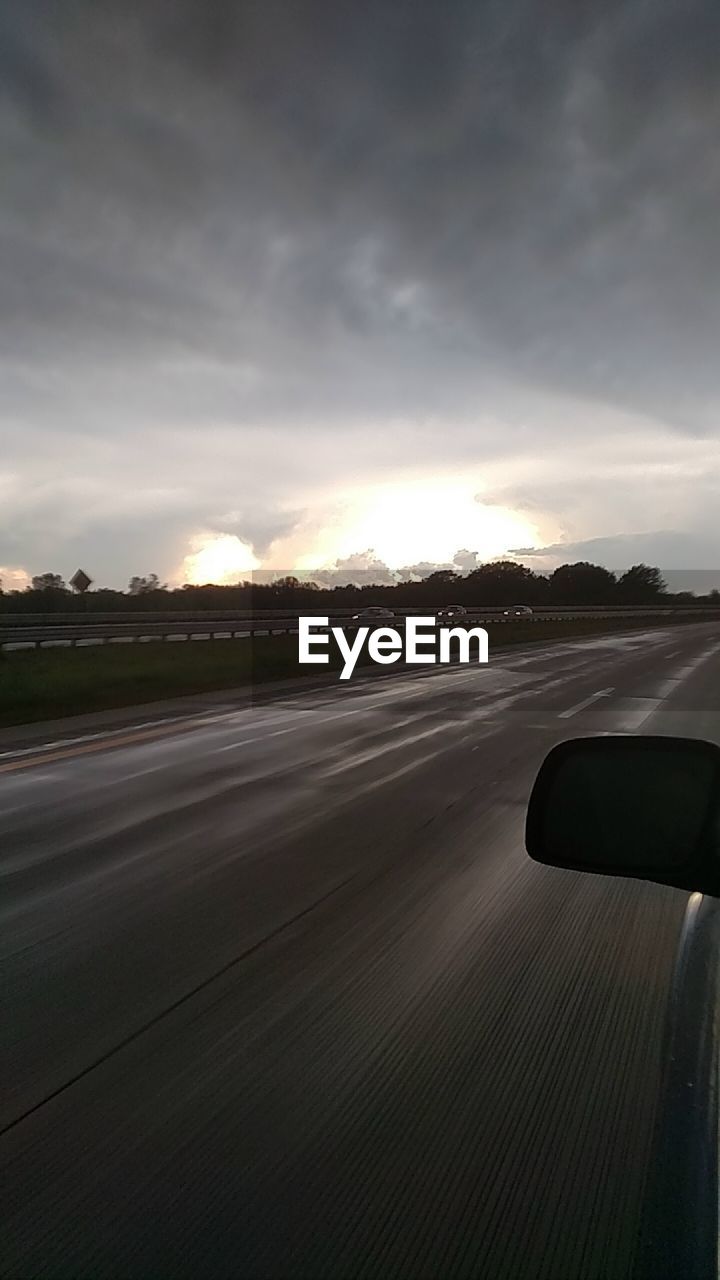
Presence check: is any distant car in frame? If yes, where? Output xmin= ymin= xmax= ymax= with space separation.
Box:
xmin=503 ymin=604 xmax=533 ymax=617
xmin=437 ymin=605 xmax=467 ymax=621
xmin=351 ymin=606 xmax=395 ymax=623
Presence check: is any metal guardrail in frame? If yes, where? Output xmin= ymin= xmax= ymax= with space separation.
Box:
xmin=0 ymin=609 xmax=715 ymax=650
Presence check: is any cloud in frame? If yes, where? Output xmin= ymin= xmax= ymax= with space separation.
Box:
xmin=512 ymin=530 xmax=720 ymax=571
xmin=291 ymin=547 xmax=502 ymax=587
xmin=452 ymin=550 xmax=483 ymax=573
xmin=0 ymin=565 xmax=31 ymax=592
xmin=209 ymin=506 xmax=307 ymax=559
xmin=2 ymin=1 xmax=720 ymax=582
xmin=308 ymin=551 xmax=399 ymax=587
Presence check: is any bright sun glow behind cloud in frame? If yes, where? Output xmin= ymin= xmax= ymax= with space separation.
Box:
xmin=176 ymin=478 xmax=541 ymax=584
xmin=180 ymin=533 xmax=260 ymax=585
xmin=292 ymin=476 xmax=540 ymax=571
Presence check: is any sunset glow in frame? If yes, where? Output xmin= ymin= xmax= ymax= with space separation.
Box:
xmin=180 ymin=533 xmax=260 ymax=585
xmin=292 ymin=477 xmax=540 ymax=573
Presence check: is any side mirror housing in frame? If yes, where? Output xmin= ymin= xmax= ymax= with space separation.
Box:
xmin=526 ymin=735 xmax=720 ymax=898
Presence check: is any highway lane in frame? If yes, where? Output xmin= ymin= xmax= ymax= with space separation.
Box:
xmin=2 ymin=622 xmax=720 ymax=1277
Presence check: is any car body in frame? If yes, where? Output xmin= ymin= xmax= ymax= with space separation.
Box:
xmin=526 ymin=733 xmax=720 ymax=1276
xmin=503 ymin=604 xmax=533 ymax=617
xmin=437 ymin=605 xmax=467 ymax=621
xmin=351 ymin=606 xmax=395 ymax=622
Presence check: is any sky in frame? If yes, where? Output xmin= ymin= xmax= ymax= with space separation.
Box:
xmin=2 ymin=0 xmax=720 ymax=590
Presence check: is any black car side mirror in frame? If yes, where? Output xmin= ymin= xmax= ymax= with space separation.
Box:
xmin=526 ymin=735 xmax=720 ymax=898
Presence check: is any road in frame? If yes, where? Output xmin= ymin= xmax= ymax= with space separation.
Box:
xmin=2 ymin=623 xmax=719 ymax=1278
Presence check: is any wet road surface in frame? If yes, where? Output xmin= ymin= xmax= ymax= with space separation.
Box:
xmin=3 ymin=624 xmax=720 ymax=1277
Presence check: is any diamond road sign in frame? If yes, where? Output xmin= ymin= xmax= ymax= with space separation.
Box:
xmin=70 ymin=568 xmax=93 ymax=593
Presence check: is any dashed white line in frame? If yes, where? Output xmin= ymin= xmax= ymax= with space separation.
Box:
xmin=558 ymin=688 xmax=614 ymax=719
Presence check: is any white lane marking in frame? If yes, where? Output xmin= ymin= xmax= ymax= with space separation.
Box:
xmin=616 ymin=698 xmax=663 ymax=731
xmin=348 ymin=748 xmax=442 ymax=798
xmin=558 ymin=688 xmax=614 ymax=719
xmin=321 ymin=723 xmax=448 ymax=778
xmin=655 ymin=678 xmax=682 ymax=698
xmin=648 ymin=640 xmax=720 ymax=703
xmin=631 ymin=639 xmax=720 ymax=730
xmin=213 ymin=704 xmax=376 ymax=754
xmin=215 ymin=728 xmax=294 ymax=752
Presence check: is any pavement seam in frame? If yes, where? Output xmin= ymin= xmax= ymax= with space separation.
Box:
xmin=0 ymin=871 xmax=360 ymax=1139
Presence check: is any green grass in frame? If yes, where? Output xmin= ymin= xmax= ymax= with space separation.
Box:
xmin=0 ymin=614 xmax=714 ymax=728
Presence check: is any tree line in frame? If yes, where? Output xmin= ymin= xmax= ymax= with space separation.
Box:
xmin=1 ymin=561 xmax=718 ymax=613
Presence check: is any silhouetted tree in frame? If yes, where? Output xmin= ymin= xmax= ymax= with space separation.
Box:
xmin=425 ymin=570 xmax=459 ymax=584
xmin=616 ymin=564 xmax=666 ymax=603
xmin=31 ymin=573 xmax=67 ymax=591
xmin=550 ymin=562 xmax=617 ymax=605
xmin=671 ymin=591 xmax=697 ymax=605
xmin=0 ymin=560 xmax=707 ymax=616
xmin=128 ymin=574 xmax=164 ymax=595
xmin=465 ymin=560 xmax=539 ymax=605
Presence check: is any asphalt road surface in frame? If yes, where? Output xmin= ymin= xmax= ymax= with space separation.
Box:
xmin=3 ymin=624 xmax=720 ymax=1279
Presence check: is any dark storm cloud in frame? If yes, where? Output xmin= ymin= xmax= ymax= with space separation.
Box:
xmin=2 ymin=0 xmax=720 ymax=579
xmin=514 ymin=530 xmax=720 ymax=571
xmin=5 ymin=0 xmax=720 ymax=412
